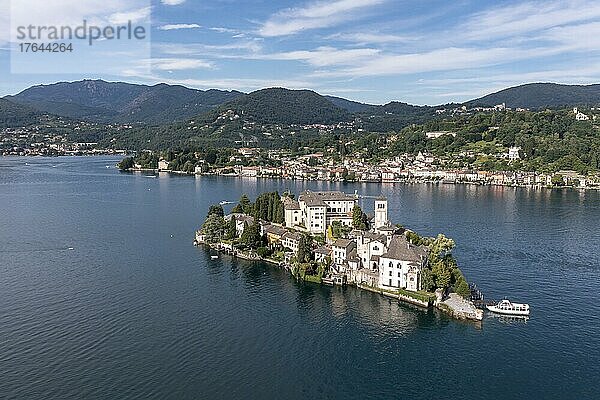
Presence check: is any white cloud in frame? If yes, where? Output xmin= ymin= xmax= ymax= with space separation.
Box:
xmin=462 ymin=0 xmax=600 ymax=41
xmin=152 ymin=58 xmax=214 ymax=70
xmin=108 ymin=6 xmax=152 ymax=25
xmin=7 ymin=0 xmax=151 ymax=34
xmin=311 ymin=46 xmax=551 ymax=78
xmin=155 ymin=40 xmax=263 ymax=58
xmin=158 ymin=23 xmax=201 ymax=31
xmin=328 ymin=32 xmax=415 ymax=44
xmin=161 ymin=0 xmax=186 ymax=5
xmin=423 ymin=64 xmax=600 ymax=88
xmin=265 ymin=46 xmax=379 ymax=67
xmin=541 ymin=22 xmax=600 ymax=51
xmin=209 ymin=27 xmax=239 ymax=34
xmin=259 ymin=0 xmax=386 ymax=37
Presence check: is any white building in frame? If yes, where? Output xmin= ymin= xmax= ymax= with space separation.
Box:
xmin=281 ymin=231 xmax=301 ymax=254
xmin=508 ymin=146 xmax=521 ymax=161
xmin=291 ymin=191 xmax=357 ymax=234
xmin=158 ymin=159 xmax=169 ymax=171
xmin=283 ymin=197 xmax=302 ymax=228
xmin=225 ymin=214 xmax=255 ymax=237
xmin=355 ymin=232 xmax=388 ymax=270
xmin=425 ymin=131 xmax=456 ymax=139
xmin=378 ymin=235 xmax=428 ymax=292
xmin=574 ymin=107 xmax=590 ymax=121
xmin=332 ymin=238 xmax=356 ymax=266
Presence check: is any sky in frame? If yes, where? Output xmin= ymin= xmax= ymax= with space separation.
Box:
xmin=1 ymin=0 xmax=600 ymax=105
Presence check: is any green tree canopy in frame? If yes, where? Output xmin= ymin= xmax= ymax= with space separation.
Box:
xmin=207 ymin=204 xmax=224 ymax=218
xmin=117 ymin=157 xmax=134 ymax=171
xmin=352 ymin=205 xmax=369 ymax=230
xmin=201 ymin=214 xmax=225 ymax=244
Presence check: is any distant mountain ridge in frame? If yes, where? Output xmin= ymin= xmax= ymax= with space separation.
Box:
xmin=5 ymin=80 xmax=243 ymax=124
xmin=468 ymin=83 xmax=600 ymax=109
xmin=4 ymin=80 xmax=600 ymax=129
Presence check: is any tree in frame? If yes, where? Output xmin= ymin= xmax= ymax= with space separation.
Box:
xmin=432 ymin=261 xmax=452 ymax=289
xmin=201 ymin=214 xmax=225 ymax=244
xmin=240 ymin=222 xmax=263 ymax=248
xmin=551 ymin=174 xmax=565 ymax=186
xmin=421 ymin=268 xmax=435 ymax=292
xmin=226 ymin=216 xmax=238 ymax=240
xmin=406 ymin=231 xmax=422 ymax=245
xmin=352 ymin=205 xmax=369 ymax=230
xmin=256 ymin=247 xmax=271 ymax=258
xmin=330 ymin=221 xmax=344 ymax=238
xmin=424 ymin=234 xmax=460 ymax=291
xmin=205 ymin=148 xmax=218 ymax=165
xmin=238 ymin=194 xmax=253 ymax=214
xmin=117 ymin=157 xmax=134 ymax=171
xmin=297 ymin=233 xmax=313 ymax=264
xmin=455 ymin=277 xmax=471 ymax=298
xmin=207 ymin=204 xmax=224 ymax=218
xmin=428 ymin=234 xmax=455 ymax=265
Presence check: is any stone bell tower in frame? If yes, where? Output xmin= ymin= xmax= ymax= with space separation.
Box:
xmin=374 ymin=196 xmax=388 ymax=229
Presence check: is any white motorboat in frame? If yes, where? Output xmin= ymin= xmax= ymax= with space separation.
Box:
xmin=211 ymin=255 xmax=219 ymax=259
xmin=487 ymin=299 xmax=530 ymax=316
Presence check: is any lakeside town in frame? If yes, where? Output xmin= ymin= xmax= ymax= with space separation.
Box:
xmin=0 ymin=121 xmax=129 ymax=157
xmin=118 ymin=105 xmax=600 ymax=190
xmin=200 ymin=152 xmax=593 ymax=188
xmin=126 ymin=146 xmax=600 ymax=190
xmin=195 ymin=190 xmax=484 ymax=321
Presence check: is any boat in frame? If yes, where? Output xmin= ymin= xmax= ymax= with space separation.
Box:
xmin=486 ymin=299 xmax=530 ymax=316
xmin=211 ymin=255 xmax=219 ymax=259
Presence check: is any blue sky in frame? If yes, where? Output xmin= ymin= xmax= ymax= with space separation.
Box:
xmin=1 ymin=0 xmax=600 ymax=104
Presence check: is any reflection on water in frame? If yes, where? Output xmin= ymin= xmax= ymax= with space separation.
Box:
xmin=0 ymin=156 xmax=598 ymax=400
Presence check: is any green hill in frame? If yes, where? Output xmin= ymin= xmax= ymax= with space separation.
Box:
xmin=0 ymin=98 xmax=43 ymax=127
xmin=219 ymin=88 xmax=352 ymax=125
xmin=6 ymin=80 xmax=243 ymax=124
xmin=468 ymin=83 xmax=600 ymax=109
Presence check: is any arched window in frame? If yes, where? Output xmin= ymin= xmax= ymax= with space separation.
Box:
xmin=389 ymin=261 xmax=393 ymax=269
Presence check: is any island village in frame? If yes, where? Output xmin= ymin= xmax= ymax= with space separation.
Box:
xmin=195 ymin=190 xmax=484 ymax=321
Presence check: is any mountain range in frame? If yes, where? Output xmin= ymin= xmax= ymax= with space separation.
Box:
xmin=4 ymin=80 xmax=243 ymax=125
xmin=2 ymin=80 xmax=600 ymax=128
xmin=468 ymin=83 xmax=600 ymax=109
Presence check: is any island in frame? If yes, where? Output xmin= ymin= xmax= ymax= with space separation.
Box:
xmin=195 ymin=190 xmax=483 ymax=321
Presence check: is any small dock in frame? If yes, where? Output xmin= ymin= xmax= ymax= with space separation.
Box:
xmin=469 ymin=283 xmax=500 ymax=310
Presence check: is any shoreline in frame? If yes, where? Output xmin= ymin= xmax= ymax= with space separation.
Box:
xmin=129 ymin=167 xmax=600 ymax=191
xmin=195 ymin=240 xmax=483 ymax=322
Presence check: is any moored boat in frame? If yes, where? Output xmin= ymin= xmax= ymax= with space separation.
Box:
xmin=487 ymin=299 xmax=530 ymax=316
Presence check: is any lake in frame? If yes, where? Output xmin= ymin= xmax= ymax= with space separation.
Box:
xmin=0 ymin=156 xmax=598 ymax=399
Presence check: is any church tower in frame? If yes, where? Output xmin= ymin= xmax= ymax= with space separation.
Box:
xmin=374 ymin=197 xmax=388 ymax=229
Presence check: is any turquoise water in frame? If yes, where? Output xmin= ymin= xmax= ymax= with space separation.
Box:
xmin=0 ymin=156 xmax=598 ymax=399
